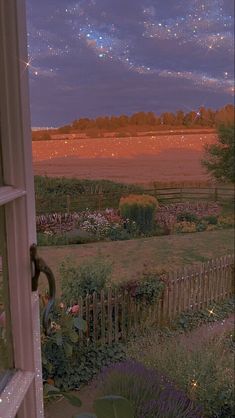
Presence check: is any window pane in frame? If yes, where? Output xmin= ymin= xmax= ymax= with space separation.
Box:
xmin=0 ymin=206 xmax=14 ymax=393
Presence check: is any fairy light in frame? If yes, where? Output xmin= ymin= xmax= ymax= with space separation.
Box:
xmin=208 ymin=308 xmax=216 ymax=316
xmin=191 ymin=380 xmax=198 ymax=388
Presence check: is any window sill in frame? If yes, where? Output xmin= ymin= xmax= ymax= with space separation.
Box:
xmin=0 ymin=187 xmax=26 ymax=205
xmin=0 ymin=370 xmax=34 ymax=418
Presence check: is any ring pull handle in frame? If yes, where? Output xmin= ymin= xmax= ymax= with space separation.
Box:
xmin=30 ymin=244 xmax=56 ymax=335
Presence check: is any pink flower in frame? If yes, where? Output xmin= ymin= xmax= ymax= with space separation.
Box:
xmin=71 ymin=304 xmax=80 ymax=314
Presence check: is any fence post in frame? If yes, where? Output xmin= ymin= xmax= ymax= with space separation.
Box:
xmin=114 ymin=289 xmax=119 ymax=342
xmin=66 ymin=194 xmax=71 ymax=213
xmin=107 ymin=288 xmax=113 ymax=345
xmin=93 ymin=292 xmax=97 ymax=342
xmin=100 ymin=290 xmax=106 ymax=344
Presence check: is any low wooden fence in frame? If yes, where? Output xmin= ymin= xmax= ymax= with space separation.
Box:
xmin=77 ymin=255 xmax=234 ymax=345
xmin=36 ymin=186 xmax=234 ymax=214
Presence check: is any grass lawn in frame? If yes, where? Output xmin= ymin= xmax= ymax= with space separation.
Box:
xmin=39 ymin=228 xmax=234 ymax=294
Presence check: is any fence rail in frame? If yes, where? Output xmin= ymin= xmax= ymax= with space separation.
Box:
xmin=76 ymin=255 xmax=234 ymax=345
xmin=36 ymin=186 xmax=234 ymax=214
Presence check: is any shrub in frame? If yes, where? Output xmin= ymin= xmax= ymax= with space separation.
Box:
xmin=202 ymin=215 xmax=218 ymax=225
xmin=119 ymin=194 xmax=158 ymax=233
xmin=60 ymin=257 xmax=112 ymax=303
xmin=218 ymin=215 xmax=234 ymax=228
xmin=100 ymin=361 xmax=203 ymax=418
xmin=196 ymin=222 xmax=207 ymax=232
xmin=177 ymin=212 xmax=199 ymax=223
xmin=42 ymin=337 xmax=125 ymax=391
xmin=118 ymin=269 xmax=166 ymax=305
xmin=41 ymin=300 xmax=125 ymax=391
xmin=174 ymin=221 xmax=197 ymax=233
xmin=128 ymin=332 xmax=234 ymax=417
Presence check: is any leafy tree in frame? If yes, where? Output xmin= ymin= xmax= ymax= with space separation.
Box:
xmin=183 ymin=111 xmax=197 ymax=126
xmin=202 ymin=124 xmax=235 ymax=182
xmin=161 ymin=112 xmax=176 ymax=125
xmin=215 ymin=104 xmax=234 ymax=125
xmin=176 ymin=110 xmax=185 ymax=125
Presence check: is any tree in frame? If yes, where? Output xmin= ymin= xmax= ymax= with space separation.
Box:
xmin=161 ymin=112 xmax=176 ymax=125
xmin=202 ymin=124 xmax=235 ymax=182
xmin=176 ymin=110 xmax=185 ymax=125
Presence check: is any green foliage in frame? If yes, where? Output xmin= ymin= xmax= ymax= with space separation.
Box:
xmin=196 ymin=221 xmax=207 ymax=232
xmin=106 ymin=226 xmax=131 ymax=241
xmin=119 ymin=194 xmax=158 ymax=233
xmin=42 ymin=339 xmax=126 ymax=391
xmin=174 ymin=298 xmax=235 ymax=332
xmin=34 ymin=176 xmax=143 ymax=214
xmin=177 ymin=212 xmax=199 ymax=223
xmin=202 ymin=215 xmax=218 ymax=225
xmin=60 ymin=257 xmax=112 ymax=302
xmin=93 ymin=396 xmax=134 ymax=418
xmin=202 ymin=124 xmax=235 ymax=182
xmin=128 ymin=300 xmax=235 ymax=417
xmin=37 ymin=232 xmax=93 ymax=246
xmin=44 ymin=385 xmax=134 ymax=418
xmin=119 ymin=271 xmax=166 ymax=306
xmin=44 ymin=383 xmax=82 ymax=407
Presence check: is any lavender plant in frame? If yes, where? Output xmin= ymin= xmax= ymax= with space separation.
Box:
xmin=99 ymin=360 xmax=203 ymax=418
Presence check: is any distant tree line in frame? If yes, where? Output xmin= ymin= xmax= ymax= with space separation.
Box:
xmin=58 ymin=104 xmax=234 ymax=133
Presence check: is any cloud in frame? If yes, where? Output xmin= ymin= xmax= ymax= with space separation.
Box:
xmin=27 ymin=0 xmax=234 ymax=125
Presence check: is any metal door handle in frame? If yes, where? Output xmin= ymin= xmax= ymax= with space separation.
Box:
xmin=30 ymin=244 xmax=56 ymax=335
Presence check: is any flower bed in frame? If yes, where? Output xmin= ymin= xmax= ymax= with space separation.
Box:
xmin=156 ymin=201 xmax=221 ymax=233
xmin=99 ymin=360 xmax=203 ymax=418
xmin=36 ymin=201 xmax=233 ymax=245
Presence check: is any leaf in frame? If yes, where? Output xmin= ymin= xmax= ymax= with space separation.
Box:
xmin=69 ymin=330 xmax=79 ymax=343
xmin=61 ymin=392 xmax=82 ymax=407
xmin=56 ymin=333 xmax=63 ymax=346
xmin=94 ymin=396 xmax=134 ymax=418
xmin=73 ymin=317 xmax=87 ymax=332
xmin=64 ymin=342 xmax=73 ymax=357
xmin=43 ymin=383 xmax=60 ymax=396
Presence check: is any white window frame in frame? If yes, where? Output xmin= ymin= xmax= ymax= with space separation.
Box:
xmin=0 ymin=1 xmax=44 ymax=417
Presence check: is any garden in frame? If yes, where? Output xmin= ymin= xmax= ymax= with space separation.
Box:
xmin=36 ymin=196 xmax=234 ymax=247
xmin=41 ymin=248 xmax=234 ymax=418
xmin=34 ymin=175 xmax=234 ymax=417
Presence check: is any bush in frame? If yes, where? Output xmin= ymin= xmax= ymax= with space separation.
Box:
xmin=196 ymin=222 xmax=207 ymax=232
xmin=128 ymin=330 xmax=234 ymax=417
xmin=177 ymin=212 xmax=199 ymax=223
xmin=100 ymin=361 xmax=203 ymax=418
xmin=202 ymin=215 xmax=218 ymax=225
xmin=35 ymin=176 xmax=143 ymax=214
xmin=60 ymin=257 xmax=112 ymax=303
xmin=42 ymin=338 xmax=125 ymax=391
xmin=218 ymin=215 xmax=234 ymax=228
xmin=118 ymin=270 xmax=166 ymax=306
xmin=119 ymin=194 xmax=158 ymax=233
xmin=174 ymin=221 xmax=197 ymax=233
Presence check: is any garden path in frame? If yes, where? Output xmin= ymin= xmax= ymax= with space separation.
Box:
xmin=177 ymin=313 xmax=234 ymax=350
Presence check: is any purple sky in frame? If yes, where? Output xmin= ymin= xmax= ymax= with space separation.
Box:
xmin=26 ymin=0 xmax=234 ymax=127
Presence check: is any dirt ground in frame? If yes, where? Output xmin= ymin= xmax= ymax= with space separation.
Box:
xmin=33 ymin=132 xmax=216 ymax=183
xmin=45 ymin=314 xmax=234 ymax=418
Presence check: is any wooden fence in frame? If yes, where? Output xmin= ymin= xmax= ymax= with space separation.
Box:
xmin=77 ymin=255 xmax=234 ymax=345
xmin=36 ymin=186 xmax=234 ymax=214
